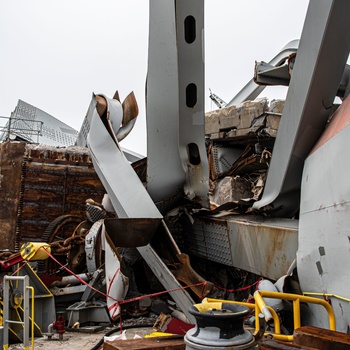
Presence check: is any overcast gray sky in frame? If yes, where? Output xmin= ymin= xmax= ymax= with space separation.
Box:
xmin=0 ymin=1 xmax=309 ymax=155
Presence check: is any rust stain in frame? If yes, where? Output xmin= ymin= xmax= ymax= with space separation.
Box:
xmin=0 ymin=142 xmax=106 ymax=251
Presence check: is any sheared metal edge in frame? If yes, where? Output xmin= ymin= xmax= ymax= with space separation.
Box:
xmin=87 ymin=95 xmax=195 ymax=322
xmin=77 ymin=93 xmax=142 ymax=163
xmin=226 ymin=40 xmax=299 ymax=107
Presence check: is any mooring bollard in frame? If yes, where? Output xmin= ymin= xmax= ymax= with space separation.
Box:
xmin=184 ymin=302 xmax=255 ymax=349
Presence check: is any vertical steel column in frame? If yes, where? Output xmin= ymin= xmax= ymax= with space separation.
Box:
xmin=147 ymin=0 xmax=209 ymax=207
xmin=146 ymin=0 xmax=184 ymax=203
xmin=176 ymin=0 xmax=209 ymax=208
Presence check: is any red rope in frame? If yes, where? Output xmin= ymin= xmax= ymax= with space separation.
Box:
xmin=37 ymin=247 xmax=260 ymax=315
xmin=43 ymin=246 xmax=260 ymax=301
xmin=0 ymin=260 xmax=29 ymax=286
xmin=42 ymin=247 xmax=115 ymax=301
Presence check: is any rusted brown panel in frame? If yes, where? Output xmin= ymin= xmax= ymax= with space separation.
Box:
xmin=26 ymin=145 xmax=92 ymax=164
xmin=1 ymin=142 xmax=145 ymax=251
xmin=261 ymin=340 xmax=315 ymax=350
xmin=17 ymin=158 xmax=105 ymax=245
xmin=103 ymin=337 xmax=185 ymax=350
xmin=0 ymin=142 xmax=106 ymax=250
xmin=0 ymin=142 xmax=26 ymax=251
xmin=293 ymin=326 xmax=350 ymax=350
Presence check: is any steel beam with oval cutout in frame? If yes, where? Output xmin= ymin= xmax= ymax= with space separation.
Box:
xmin=146 ymin=0 xmax=209 ymax=208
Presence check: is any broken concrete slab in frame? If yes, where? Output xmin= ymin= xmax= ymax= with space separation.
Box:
xmin=205 ymin=98 xmax=269 ymax=135
xmin=206 ymin=99 xmax=282 ymax=142
xmin=209 ymin=176 xmax=252 ymax=207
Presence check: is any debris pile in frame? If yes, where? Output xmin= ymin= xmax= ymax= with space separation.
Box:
xmin=205 ymin=98 xmax=284 ymax=209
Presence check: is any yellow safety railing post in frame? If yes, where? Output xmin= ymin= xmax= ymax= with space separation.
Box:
xmin=293 ymin=298 xmax=301 ymax=330
xmin=27 ymin=286 xmax=35 ymax=350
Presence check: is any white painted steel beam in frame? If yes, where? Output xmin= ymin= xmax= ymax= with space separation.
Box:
xmin=87 ymin=94 xmax=195 ymax=322
xmin=146 ymin=0 xmax=209 ymax=207
xmin=226 ymin=40 xmax=299 ymax=106
xmin=253 ymin=0 xmax=350 ymax=216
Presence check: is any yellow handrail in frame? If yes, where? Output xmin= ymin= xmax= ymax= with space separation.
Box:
xmin=254 ymin=290 xmax=336 ymax=341
xmin=203 ymin=290 xmax=336 ymax=343
xmin=303 ymin=292 xmax=350 ymax=303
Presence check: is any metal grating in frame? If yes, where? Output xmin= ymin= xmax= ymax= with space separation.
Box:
xmin=186 ymin=219 xmax=207 ymax=259
xmin=188 ymin=218 xmax=232 ymax=266
xmin=201 ymin=220 xmax=232 ymax=265
xmin=0 ymin=100 xmax=78 ymax=146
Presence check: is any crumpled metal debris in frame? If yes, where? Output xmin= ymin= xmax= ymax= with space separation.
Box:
xmin=206 ymin=99 xmax=283 ymax=211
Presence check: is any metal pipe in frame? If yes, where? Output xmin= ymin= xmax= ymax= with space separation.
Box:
xmin=303 ymin=292 xmax=350 ymax=303
xmin=293 ymin=298 xmax=301 ymax=329
xmin=27 ymin=286 xmax=35 ymax=350
xmin=253 ymin=291 xmax=273 ymax=323
xmin=255 ymin=290 xmax=336 ymax=331
xmin=47 ymin=323 xmax=54 ymax=334
xmin=272 ymin=334 xmax=294 ymax=342
xmin=50 ymin=273 xmax=92 ymax=287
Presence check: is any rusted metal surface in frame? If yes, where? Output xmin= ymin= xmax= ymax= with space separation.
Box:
xmin=171 ymin=253 xmax=214 ymax=299
xmin=104 ymin=218 xmax=161 ymax=248
xmin=0 ymin=141 xmax=26 ymax=251
xmin=0 ymin=142 xmax=106 ymax=251
xmin=293 ymin=326 xmax=350 ymax=350
xmin=188 ymin=215 xmax=298 ymax=280
xmin=261 ymin=326 xmax=350 ymax=350
xmin=260 ymin=340 xmax=315 ymax=350
xmin=103 ymin=337 xmax=186 ymax=350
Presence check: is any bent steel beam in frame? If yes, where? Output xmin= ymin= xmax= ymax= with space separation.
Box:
xmin=87 ymin=94 xmax=195 ymax=322
xmin=253 ymin=0 xmax=350 ymax=216
xmin=226 ymin=40 xmax=299 ymax=106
